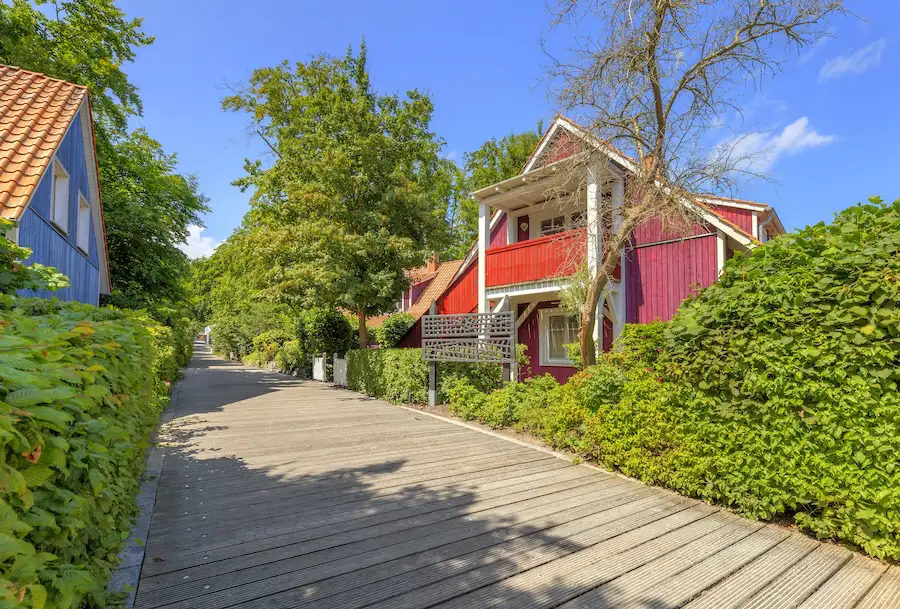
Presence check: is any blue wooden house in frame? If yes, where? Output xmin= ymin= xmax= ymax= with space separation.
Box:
xmin=0 ymin=65 xmax=110 ymax=305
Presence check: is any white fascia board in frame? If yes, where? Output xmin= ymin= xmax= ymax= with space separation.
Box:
xmin=79 ymin=97 xmax=111 ymax=294
xmin=696 ymin=196 xmax=769 ymax=212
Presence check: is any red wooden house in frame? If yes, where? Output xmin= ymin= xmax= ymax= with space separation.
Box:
xmin=400 ymin=116 xmax=784 ymax=382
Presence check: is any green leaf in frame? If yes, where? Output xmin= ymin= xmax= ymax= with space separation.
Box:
xmin=21 ymin=466 xmax=53 ymax=489
xmin=0 ymin=533 xmax=35 ymax=556
xmin=21 ymin=407 xmax=74 ymax=427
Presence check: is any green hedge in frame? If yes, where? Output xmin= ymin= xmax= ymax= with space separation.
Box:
xmin=0 ymin=296 xmax=178 ymax=607
xmin=664 ymin=197 xmax=900 ymax=559
xmin=346 ymin=348 xmax=504 ymax=404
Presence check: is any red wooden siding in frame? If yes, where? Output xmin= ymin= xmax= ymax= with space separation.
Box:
xmin=486 ymin=228 xmax=585 ymax=288
xmin=436 ymin=262 xmax=478 ymax=314
xmin=632 ymin=216 xmax=711 ymax=246
xmin=397 ymin=318 xmax=422 ymax=348
xmin=489 ymin=214 xmax=508 ymax=249
xmin=534 ymin=131 xmax=580 ymax=168
xmin=624 ymin=235 xmax=718 ymax=323
xmin=710 ymin=205 xmax=754 ymax=235
xmin=516 ymin=301 xmax=578 ymax=384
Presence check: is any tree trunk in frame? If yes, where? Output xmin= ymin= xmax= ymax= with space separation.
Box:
xmin=579 ymin=273 xmax=607 ymax=368
xmin=357 ymin=308 xmax=369 ymax=350
xmin=578 ymin=217 xmax=639 ymax=367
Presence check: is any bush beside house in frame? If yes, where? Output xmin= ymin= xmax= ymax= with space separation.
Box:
xmin=444 ymin=199 xmax=900 ymax=560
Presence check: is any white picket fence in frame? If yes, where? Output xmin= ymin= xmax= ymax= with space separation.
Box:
xmin=333 ymin=353 xmax=347 ymax=386
xmin=312 ymin=355 xmax=327 ymax=382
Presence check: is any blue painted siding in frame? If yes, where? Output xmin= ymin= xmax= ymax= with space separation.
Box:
xmin=18 ymin=208 xmax=100 ymax=305
xmin=16 ymin=106 xmax=100 ymax=304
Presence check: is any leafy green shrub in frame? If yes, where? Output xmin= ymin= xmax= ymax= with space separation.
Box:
xmin=347 ymin=348 xmax=426 ymax=403
xmin=0 ymin=296 xmax=174 ymax=607
xmin=613 ymin=321 xmax=668 ymax=367
xmin=374 ymin=313 xmax=415 ymax=347
xmin=274 ymin=340 xmax=309 ymax=375
xmin=242 ymin=351 xmax=264 ymax=368
xmin=252 ymin=328 xmax=293 ymax=363
xmin=664 ymin=197 xmax=900 ymax=558
xmin=297 ymin=308 xmax=354 ymax=356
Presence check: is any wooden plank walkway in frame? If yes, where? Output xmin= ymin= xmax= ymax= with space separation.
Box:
xmin=133 ymin=347 xmax=899 ymax=609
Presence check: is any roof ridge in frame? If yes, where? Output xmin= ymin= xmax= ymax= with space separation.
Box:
xmin=0 ymin=64 xmax=89 ymax=92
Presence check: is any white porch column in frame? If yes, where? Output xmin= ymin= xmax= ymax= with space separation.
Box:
xmin=610 ymin=172 xmax=626 ymax=344
xmin=716 ymin=230 xmax=726 ymax=276
xmin=586 ymin=162 xmax=603 ymax=351
xmin=478 ymin=202 xmax=489 ymax=314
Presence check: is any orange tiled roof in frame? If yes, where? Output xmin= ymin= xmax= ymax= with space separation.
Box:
xmin=405 ymin=259 xmax=464 ymax=321
xmin=0 ymin=65 xmax=87 ymax=220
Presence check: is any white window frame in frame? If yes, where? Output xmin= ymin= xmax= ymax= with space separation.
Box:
xmin=539 ymin=215 xmax=566 ymax=237
xmin=50 ymin=158 xmax=70 ymax=233
xmin=76 ymin=193 xmax=90 ymax=253
xmin=538 ymin=308 xmax=579 ymax=367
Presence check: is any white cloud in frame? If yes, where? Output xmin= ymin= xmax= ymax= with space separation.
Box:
xmin=716 ymin=117 xmax=836 ymax=173
xmin=180 ymin=224 xmax=221 ymax=259
xmin=819 ymin=38 xmax=886 ymax=81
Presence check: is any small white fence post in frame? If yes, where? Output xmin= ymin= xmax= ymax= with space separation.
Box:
xmin=333 ymin=353 xmax=348 ymax=387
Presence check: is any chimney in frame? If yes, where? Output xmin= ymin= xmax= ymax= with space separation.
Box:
xmin=426 ymin=253 xmax=439 ymax=273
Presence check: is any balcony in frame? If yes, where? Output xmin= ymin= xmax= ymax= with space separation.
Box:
xmin=486 ymin=228 xmax=586 ymax=288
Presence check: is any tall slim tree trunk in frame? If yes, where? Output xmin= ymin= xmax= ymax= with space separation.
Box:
xmin=357 ymin=308 xmax=369 ymax=349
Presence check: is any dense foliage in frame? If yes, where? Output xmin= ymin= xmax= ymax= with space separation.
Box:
xmin=664 ymin=197 xmax=900 ymax=558
xmin=445 ymin=199 xmax=900 ymax=560
xmin=213 ymin=307 xmax=354 ymax=378
xmin=374 ymin=313 xmax=415 ymax=348
xmin=0 ymin=295 xmax=181 ymax=608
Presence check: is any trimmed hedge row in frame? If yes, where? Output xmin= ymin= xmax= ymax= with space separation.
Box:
xmin=0 ymin=296 xmax=182 ymax=608
xmin=346 ymin=348 xmax=504 ymax=404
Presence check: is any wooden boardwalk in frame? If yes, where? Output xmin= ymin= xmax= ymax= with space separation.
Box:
xmin=133 ymin=347 xmax=899 ymax=609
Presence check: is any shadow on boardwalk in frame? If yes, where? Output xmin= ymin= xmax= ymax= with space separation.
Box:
xmin=131 ymin=348 xmax=894 ymax=609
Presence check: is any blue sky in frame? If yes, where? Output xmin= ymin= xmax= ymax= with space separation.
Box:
xmin=117 ymin=0 xmax=900 ymax=257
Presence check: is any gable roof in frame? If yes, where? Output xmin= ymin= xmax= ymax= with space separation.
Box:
xmin=0 ymin=65 xmax=88 ymax=220
xmin=519 ymin=115 xmax=762 ymax=247
xmin=404 ymin=259 xmax=464 ymax=321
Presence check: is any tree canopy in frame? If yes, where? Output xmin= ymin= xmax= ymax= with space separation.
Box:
xmin=222 ymin=43 xmax=450 ymax=347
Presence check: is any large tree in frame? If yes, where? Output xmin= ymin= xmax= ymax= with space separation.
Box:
xmin=0 ymin=0 xmax=208 ymax=311
xmin=546 ymin=0 xmax=845 ymax=366
xmin=224 ymin=43 xmax=450 ymax=347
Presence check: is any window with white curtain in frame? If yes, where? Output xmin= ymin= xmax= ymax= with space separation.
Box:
xmin=539 ymin=308 xmax=580 ymax=366
xmin=50 ymin=159 xmax=69 ymax=232
xmin=76 ymin=194 xmax=90 ymax=253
